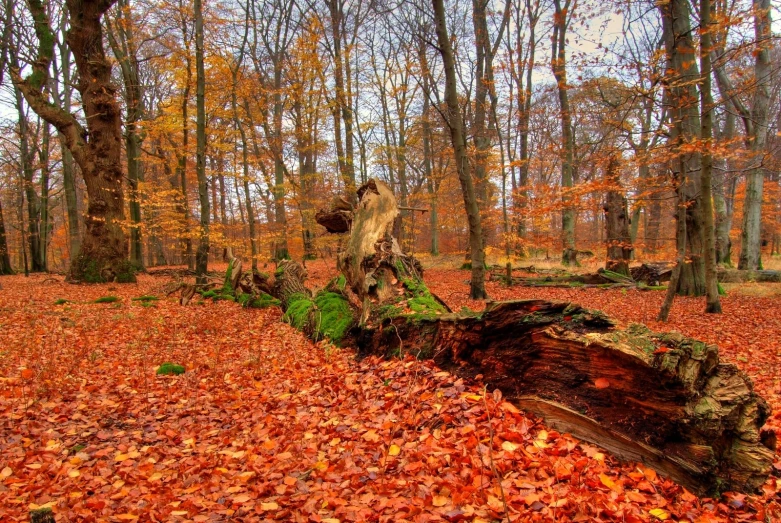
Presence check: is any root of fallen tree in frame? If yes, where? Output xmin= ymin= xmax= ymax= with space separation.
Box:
xmin=207 ymin=179 xmax=775 ymax=495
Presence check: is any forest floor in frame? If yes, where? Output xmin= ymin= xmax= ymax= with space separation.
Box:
xmin=0 ymin=260 xmax=780 ymax=522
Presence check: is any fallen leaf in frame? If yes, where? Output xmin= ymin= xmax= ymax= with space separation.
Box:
xmin=649 ymin=508 xmax=670 ymax=520
xmin=432 ymin=495 xmax=449 ymax=507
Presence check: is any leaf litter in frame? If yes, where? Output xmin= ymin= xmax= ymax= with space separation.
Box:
xmin=0 ymin=268 xmax=779 ymax=522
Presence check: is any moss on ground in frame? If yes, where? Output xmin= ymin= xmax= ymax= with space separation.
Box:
xmin=132 ymin=295 xmax=159 ymax=302
xmin=94 ymin=295 xmax=120 ymax=304
xmin=156 ymin=362 xmax=185 ymax=375
xmin=237 ymin=292 xmax=280 ymax=309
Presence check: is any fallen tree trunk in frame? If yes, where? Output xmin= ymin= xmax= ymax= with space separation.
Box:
xmin=357 ymin=299 xmax=774 ymax=494
xmin=234 ymin=179 xmax=775 ymax=494
xmin=717 ymin=268 xmax=781 ymax=283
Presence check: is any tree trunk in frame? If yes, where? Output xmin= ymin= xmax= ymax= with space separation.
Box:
xmin=247 ymin=178 xmax=775 ymax=496
xmin=177 ymin=9 xmax=194 ymax=269
xmin=418 ymin=42 xmax=438 ymax=256
xmin=38 ymin=123 xmax=51 ymax=270
xmin=737 ymin=0 xmax=771 ymax=271
xmin=603 ymin=156 xmax=632 ymax=276
xmin=0 ymin=200 xmax=13 ymax=274
xmin=194 ymin=0 xmax=209 ymax=284
xmin=12 ymin=0 xmax=134 ymax=282
xmin=699 ymin=0 xmax=722 ymax=313
xmin=14 ymin=83 xmax=44 ymax=272
xmin=52 ymin=33 xmax=81 ymax=263
xmin=432 ymin=0 xmax=487 ymax=300
xmin=552 ymin=0 xmax=577 ymax=266
xmin=106 ymin=0 xmax=144 ymax=269
xmin=713 ymin=108 xmax=736 ymax=266
xmin=658 ymin=0 xmax=705 ymax=296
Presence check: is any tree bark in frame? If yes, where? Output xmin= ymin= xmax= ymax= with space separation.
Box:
xmin=737 ymin=0 xmax=771 ymax=271
xmin=106 ymin=0 xmax=144 ymax=269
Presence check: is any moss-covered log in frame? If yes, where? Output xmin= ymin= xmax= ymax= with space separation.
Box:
xmin=256 ymin=179 xmax=777 ymax=495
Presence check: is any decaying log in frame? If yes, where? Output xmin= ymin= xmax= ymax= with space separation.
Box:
xmin=277 ymin=179 xmax=776 ymax=494
xmin=631 ymin=263 xmax=674 ymax=285
xmin=356 ymin=299 xmax=774 ymax=494
xmin=717 ymin=268 xmax=781 ymax=283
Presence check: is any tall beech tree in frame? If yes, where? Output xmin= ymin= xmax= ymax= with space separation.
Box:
xmin=658 ymin=0 xmax=705 ymax=296
xmin=11 ymin=0 xmax=134 ymax=282
xmin=699 ymin=0 xmax=721 ymax=313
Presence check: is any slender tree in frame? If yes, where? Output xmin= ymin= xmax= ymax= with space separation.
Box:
xmin=551 ymin=0 xmax=577 ymax=266
xmin=433 ymin=0 xmax=487 ymax=299
xmin=737 ymin=0 xmax=772 ymax=270
xmin=194 ymin=0 xmax=209 ymax=284
xmin=699 ymin=0 xmax=721 ymax=313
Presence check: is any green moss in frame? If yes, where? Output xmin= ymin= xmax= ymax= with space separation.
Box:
xmin=94 ymin=295 xmax=120 ymax=304
xmin=222 ymin=260 xmax=235 ymax=296
xmin=132 ymin=295 xmax=159 ymax=302
xmin=54 ymin=298 xmax=69 ymax=305
xmin=638 ymin=283 xmax=667 ymax=291
xmin=115 ymin=260 xmax=138 ymax=283
xmin=717 ymin=282 xmax=727 ymax=296
xmin=376 ymin=304 xmax=403 ymax=321
xmin=408 ymin=294 xmax=446 ymax=316
xmin=397 ymin=271 xmax=446 ymax=317
xmin=238 ymin=292 xmax=280 ymax=309
xmin=313 ymin=292 xmax=354 ymax=343
xmin=83 ymin=259 xmax=103 ymax=283
xmin=201 ymin=290 xmax=218 ymax=299
xmin=156 ymin=362 xmax=185 ymax=376
xmin=284 ymin=293 xmax=315 ymax=330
